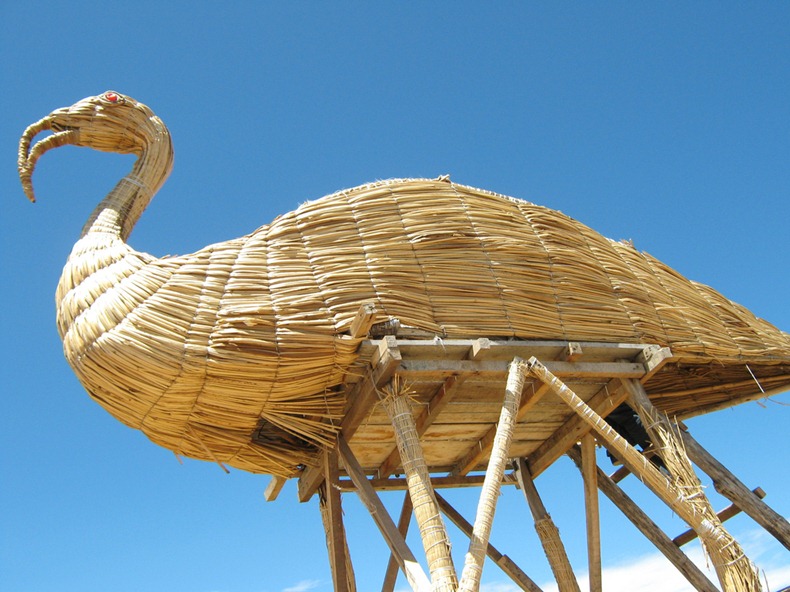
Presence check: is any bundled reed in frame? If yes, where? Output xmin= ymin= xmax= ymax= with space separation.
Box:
xmin=18 ymin=92 xmax=790 ymax=477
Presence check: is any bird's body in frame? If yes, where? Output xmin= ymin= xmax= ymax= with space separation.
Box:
xmin=19 ymin=92 xmax=790 ymax=477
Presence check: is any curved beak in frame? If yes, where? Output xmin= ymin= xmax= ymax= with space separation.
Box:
xmin=18 ymin=111 xmax=80 ymax=203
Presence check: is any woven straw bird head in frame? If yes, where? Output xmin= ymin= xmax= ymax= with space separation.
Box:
xmin=18 ymin=91 xmax=169 ymax=202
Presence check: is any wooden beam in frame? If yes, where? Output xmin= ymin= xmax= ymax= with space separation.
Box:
xmin=321 ymin=449 xmax=354 ymax=591
xmin=581 ymin=435 xmax=602 ymax=592
xmin=381 ymin=493 xmax=413 ymax=592
xmin=337 ymin=435 xmax=431 ymax=592
xmin=526 ymin=378 xmax=628 ymax=478
xmin=349 ymin=302 xmax=379 ymax=338
xmin=397 ymin=359 xmax=646 ymax=381
xmin=679 ymin=429 xmax=790 ymax=552
xmin=434 ymin=492 xmax=543 ymax=592
xmin=337 ymin=473 xmax=519 ymax=492
xmin=619 ymin=378 xmax=761 ymax=591
xmin=673 ymin=488 xmax=767 ymax=547
xmin=567 ymin=446 xmax=719 ymax=592
xmin=514 ymin=457 xmax=580 ymax=592
xmin=451 ymin=380 xmax=550 ymax=477
xmin=263 ymin=476 xmax=286 ymax=502
xmin=298 ymin=336 xmax=402 ymax=502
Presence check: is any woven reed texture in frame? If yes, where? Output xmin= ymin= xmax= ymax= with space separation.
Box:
xmin=19 ymin=92 xmax=790 ymax=477
xmin=380 ymin=381 xmax=457 ymax=591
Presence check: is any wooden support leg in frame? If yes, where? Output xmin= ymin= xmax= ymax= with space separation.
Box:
xmin=514 ymin=457 xmax=581 ymax=592
xmin=567 ymin=446 xmax=719 ymax=592
xmin=525 ymin=358 xmax=763 ymax=592
xmin=337 ymin=435 xmax=431 ymax=592
xmin=381 ymin=493 xmax=413 ymax=592
xmin=622 ymin=379 xmax=763 ymax=592
xmin=435 ymin=492 xmax=543 ymax=592
xmin=580 ymin=435 xmax=602 ymax=592
xmin=320 ymin=449 xmax=356 ymax=592
xmin=679 ymin=428 xmax=790 ymax=552
xmin=379 ymin=377 xmax=458 ymax=591
xmin=458 ymin=358 xmax=529 ymax=592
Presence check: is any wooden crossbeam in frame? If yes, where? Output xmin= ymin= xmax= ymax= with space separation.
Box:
xmin=679 ymin=429 xmax=790 ymax=552
xmin=397 ymin=359 xmax=646 ymax=381
xmin=526 ymin=378 xmax=628 ymax=478
xmin=337 ymin=473 xmax=519 ymax=492
xmin=450 ymin=380 xmax=550 ymax=476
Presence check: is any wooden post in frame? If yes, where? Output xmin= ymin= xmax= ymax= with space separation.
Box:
xmin=379 ymin=377 xmax=458 ymax=591
xmin=514 ymin=457 xmax=581 ymax=592
xmin=526 ymin=358 xmax=762 ymax=592
xmin=337 ymin=435 xmax=431 ymax=592
xmin=381 ymin=493 xmax=413 ymax=592
xmin=580 ymin=435 xmax=602 ymax=592
xmin=320 ymin=449 xmax=356 ymax=592
xmin=458 ymin=358 xmax=529 ymax=592
xmin=679 ymin=429 xmax=790 ymax=552
xmin=622 ymin=379 xmax=763 ymax=592
xmin=567 ymin=446 xmax=719 ymax=592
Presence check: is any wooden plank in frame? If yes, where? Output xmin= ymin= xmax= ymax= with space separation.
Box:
xmin=298 ymin=336 xmax=402 ymax=502
xmin=450 ymin=381 xmax=550 ymax=476
xmin=526 ymin=378 xmax=628 ymax=478
xmin=263 ymin=476 xmax=286 ymax=502
xmin=581 ymin=435 xmax=602 ymax=592
xmin=337 ymin=435 xmax=431 ymax=592
xmin=349 ymin=302 xmax=379 ymax=338
xmin=434 ymin=492 xmax=543 ymax=592
xmin=337 ymin=473 xmax=519 ymax=492
xmin=397 ymin=359 xmax=646 ymax=381
xmin=673 ymin=488 xmax=767 ymax=547
xmin=381 ymin=493 xmax=413 ymax=592
xmin=635 ymin=345 xmax=673 ymax=381
xmin=567 ymin=446 xmax=719 ymax=592
xmin=680 ymin=429 xmax=790 ymax=551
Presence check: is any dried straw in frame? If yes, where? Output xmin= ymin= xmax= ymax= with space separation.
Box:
xmin=18 ymin=92 xmax=790 ymax=477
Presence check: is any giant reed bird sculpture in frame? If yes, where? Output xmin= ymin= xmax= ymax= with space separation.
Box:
xmin=19 ymin=92 xmax=790 ymax=477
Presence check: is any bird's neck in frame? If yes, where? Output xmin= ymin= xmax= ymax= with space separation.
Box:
xmin=80 ymin=116 xmax=173 ymax=242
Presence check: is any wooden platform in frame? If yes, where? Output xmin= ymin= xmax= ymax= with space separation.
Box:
xmin=284 ymin=331 xmax=788 ymax=592
xmin=298 ymin=336 xmax=671 ymax=501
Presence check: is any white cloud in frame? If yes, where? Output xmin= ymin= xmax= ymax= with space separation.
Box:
xmin=282 ymin=580 xmax=321 ymax=592
xmin=480 ymin=528 xmax=789 ymax=592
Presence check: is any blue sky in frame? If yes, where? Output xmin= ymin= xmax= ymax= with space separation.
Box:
xmin=1 ymin=3 xmax=788 ymax=591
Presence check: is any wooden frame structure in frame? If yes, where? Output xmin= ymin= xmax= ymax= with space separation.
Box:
xmin=272 ymin=326 xmax=788 ymax=592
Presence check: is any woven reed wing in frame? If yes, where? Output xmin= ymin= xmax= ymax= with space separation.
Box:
xmin=20 ymin=94 xmax=790 ymax=477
